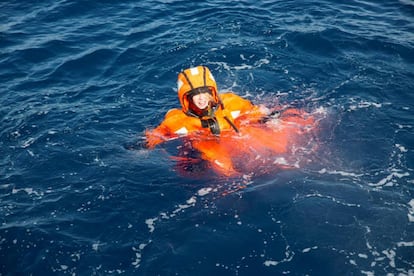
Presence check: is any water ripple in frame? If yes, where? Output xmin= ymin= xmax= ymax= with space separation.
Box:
xmin=1 ymin=0 xmax=413 ymax=275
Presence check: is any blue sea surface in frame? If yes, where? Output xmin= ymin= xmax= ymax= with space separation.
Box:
xmin=1 ymin=0 xmax=414 ymax=275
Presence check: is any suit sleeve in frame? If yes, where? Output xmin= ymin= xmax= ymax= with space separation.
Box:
xmin=222 ymin=93 xmax=268 ymax=122
xmin=145 ymin=109 xmax=182 ymax=149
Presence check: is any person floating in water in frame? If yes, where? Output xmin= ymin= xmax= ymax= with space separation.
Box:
xmin=145 ymin=65 xmax=315 ymax=176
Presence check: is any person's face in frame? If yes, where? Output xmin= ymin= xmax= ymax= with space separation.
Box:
xmin=192 ymin=93 xmax=210 ymax=110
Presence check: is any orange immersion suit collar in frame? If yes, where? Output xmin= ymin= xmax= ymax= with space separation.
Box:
xmin=177 ymin=66 xmax=220 ymax=114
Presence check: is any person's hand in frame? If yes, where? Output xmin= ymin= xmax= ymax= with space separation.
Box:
xmin=258 ymin=104 xmax=271 ymax=116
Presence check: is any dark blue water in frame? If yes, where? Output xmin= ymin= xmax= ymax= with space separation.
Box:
xmin=1 ymin=0 xmax=414 ymax=275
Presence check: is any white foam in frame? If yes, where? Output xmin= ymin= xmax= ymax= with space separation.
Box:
xmin=408 ymin=199 xmax=414 ymax=222
xmin=264 ymin=260 xmax=278 ymax=266
xmin=132 ymin=242 xmax=150 ymax=268
xmin=197 ymin=187 xmax=212 ymax=196
xmin=396 ymin=123 xmax=413 ymax=129
xmin=12 ymin=187 xmax=43 ymax=197
xmin=273 ymin=157 xmax=289 ymax=166
xmin=396 ymin=143 xmax=408 ymax=152
xmin=21 ymin=137 xmax=35 ymax=148
xmin=92 ymin=242 xmax=101 ymax=251
xmin=318 ymin=168 xmax=363 ymax=178
xmin=369 ymin=170 xmax=410 ymax=187
xmin=48 ymin=130 xmax=58 ymax=135
xmin=186 ymin=196 xmax=196 ymax=205
xmin=397 ymin=241 xmax=414 ymax=247
xmin=349 ymin=259 xmax=357 ymax=266
xmin=304 ymin=193 xmax=360 ymax=207
xmin=173 ymin=196 xmax=197 ymax=214
xmin=361 ymin=271 xmax=375 ymax=276
xmin=234 ymin=64 xmax=253 ymax=70
xmin=381 ymin=249 xmax=396 ymax=268
xmin=145 ymin=218 xmax=157 ymax=233
xmin=349 ymin=101 xmax=384 ymax=111
xmin=313 ymin=106 xmax=328 ymax=115
xmin=263 ymin=245 xmax=295 ymax=267
xmin=143 ymin=193 xmax=203 ymax=236
xmin=302 ymin=246 xmax=318 ymax=253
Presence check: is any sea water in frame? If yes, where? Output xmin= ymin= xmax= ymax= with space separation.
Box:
xmin=1 ymin=0 xmax=413 ymax=275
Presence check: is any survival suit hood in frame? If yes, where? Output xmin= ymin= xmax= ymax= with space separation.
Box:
xmin=177 ymin=66 xmax=220 ymax=116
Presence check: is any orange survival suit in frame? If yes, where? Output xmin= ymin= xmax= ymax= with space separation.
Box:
xmin=145 ymin=66 xmax=314 ymax=176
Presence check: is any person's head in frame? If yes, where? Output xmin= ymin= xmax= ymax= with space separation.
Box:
xmin=177 ymin=66 xmax=220 ymax=117
xmin=188 ymin=86 xmax=213 ymax=109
